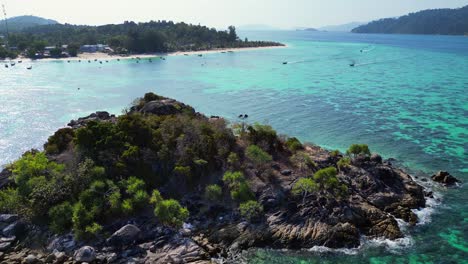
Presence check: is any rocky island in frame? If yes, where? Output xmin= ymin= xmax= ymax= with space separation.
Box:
xmin=0 ymin=93 xmax=456 ymax=263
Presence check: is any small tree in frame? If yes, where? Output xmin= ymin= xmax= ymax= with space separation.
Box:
xmin=292 ymin=178 xmax=318 ymax=204
xmin=346 ymin=144 xmax=371 ymax=158
xmin=239 ymin=200 xmax=263 ymax=222
xmin=205 ymin=184 xmax=222 ymax=202
xmin=313 ymin=167 xmax=339 ymax=190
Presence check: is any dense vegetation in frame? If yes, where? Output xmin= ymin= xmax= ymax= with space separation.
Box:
xmin=352 ymin=5 xmax=468 ymax=35
xmin=0 ymin=93 xmax=370 ymax=241
xmin=0 ymin=19 xmax=282 ymax=59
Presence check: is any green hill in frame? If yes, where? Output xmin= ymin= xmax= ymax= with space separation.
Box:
xmin=1 ymin=15 xmax=59 ymax=33
xmin=352 ymin=5 xmax=468 ymax=35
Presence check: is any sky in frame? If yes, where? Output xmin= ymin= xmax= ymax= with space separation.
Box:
xmin=2 ymin=0 xmax=468 ymax=29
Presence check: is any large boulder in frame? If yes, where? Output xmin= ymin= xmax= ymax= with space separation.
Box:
xmin=0 ymin=214 xmax=18 ymax=224
xmin=107 ymin=224 xmax=141 ymax=247
xmin=431 ymin=171 xmax=460 ymax=186
xmin=2 ymin=221 xmax=26 ymax=238
xmin=138 ymin=99 xmax=195 ymax=116
xmin=47 ymin=234 xmax=76 ymax=253
xmin=74 ymin=246 xmax=96 ymax=263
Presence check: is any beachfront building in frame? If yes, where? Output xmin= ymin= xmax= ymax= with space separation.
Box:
xmin=80 ymin=44 xmax=111 ymax=53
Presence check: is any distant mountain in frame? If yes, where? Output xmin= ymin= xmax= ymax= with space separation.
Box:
xmin=1 ymin=15 xmax=59 ymax=33
xmin=352 ymin=5 xmax=468 ymax=35
xmin=319 ymin=22 xmax=365 ymax=32
xmin=237 ymin=24 xmax=280 ymax=31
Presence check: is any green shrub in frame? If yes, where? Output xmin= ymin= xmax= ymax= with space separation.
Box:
xmin=49 ymin=202 xmax=73 ymax=234
xmin=222 ymin=171 xmax=245 ymax=188
xmin=173 ymin=166 xmax=191 ymax=177
xmin=44 ymin=128 xmax=75 ymax=154
xmin=154 ymin=199 xmax=189 ymax=228
xmin=205 ymin=184 xmax=222 ymax=202
xmin=337 ymin=157 xmax=351 ymax=170
xmin=285 ymin=137 xmax=303 ymax=152
xmin=144 ymin=92 xmax=163 ymax=102
xmin=239 ymin=200 xmax=263 ymax=222
xmin=230 ymin=182 xmax=254 ymax=203
xmin=247 ymin=123 xmax=279 ymax=152
xmin=150 ymin=189 xmax=163 ymax=204
xmin=313 ymin=167 xmax=339 ymax=190
xmin=222 ymin=171 xmax=254 ymax=203
xmin=0 ymin=188 xmax=23 ymax=214
xmin=227 ymin=152 xmax=240 ymax=168
xmin=245 ymin=145 xmax=272 ymax=165
xmin=85 ymin=222 xmax=103 ymax=236
xmin=346 ymin=144 xmax=371 ymax=157
xmin=108 ymin=190 xmax=122 ymax=213
xmin=121 ymin=199 xmax=134 ymax=215
xmin=330 ymin=150 xmax=341 ymax=157
xmin=290 ymin=152 xmax=317 ymax=171
xmin=72 ymin=201 xmax=95 ymax=239
xmin=292 ymin=178 xmax=318 ymax=203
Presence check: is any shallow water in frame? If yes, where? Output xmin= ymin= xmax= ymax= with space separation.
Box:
xmin=0 ymin=31 xmax=467 ymax=263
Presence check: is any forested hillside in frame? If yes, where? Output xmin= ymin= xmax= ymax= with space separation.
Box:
xmin=352 ymin=5 xmax=468 ymax=35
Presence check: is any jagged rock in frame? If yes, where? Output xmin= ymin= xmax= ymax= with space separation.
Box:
xmin=145 ymin=238 xmax=209 ymax=264
xmin=67 ymin=111 xmax=116 ymax=129
xmin=47 ymin=235 xmax=76 ymax=253
xmin=24 ymin=254 xmax=39 ymax=264
xmin=0 ymin=241 xmax=12 ymax=252
xmin=0 ymin=215 xmax=19 ymax=224
xmin=2 ymin=221 xmax=26 ymax=238
xmin=107 ymin=224 xmax=141 ymax=247
xmin=73 ymin=246 xmax=96 ymax=263
xmin=138 ymin=99 xmax=194 ymax=116
xmin=280 ymin=169 xmax=292 ymax=176
xmin=53 ymin=252 xmax=67 ymax=264
xmin=431 ymin=171 xmax=460 ymax=186
xmin=370 ymin=153 xmax=383 ymax=163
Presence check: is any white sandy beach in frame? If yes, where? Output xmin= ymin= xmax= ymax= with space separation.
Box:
xmin=13 ymin=45 xmax=286 ymax=62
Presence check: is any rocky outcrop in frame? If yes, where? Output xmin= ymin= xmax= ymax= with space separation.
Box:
xmin=133 ymin=99 xmax=195 ymax=116
xmin=0 ymin=95 xmax=442 ymax=263
xmin=67 ymin=111 xmax=116 ymax=129
xmin=431 ymin=171 xmax=460 ymax=186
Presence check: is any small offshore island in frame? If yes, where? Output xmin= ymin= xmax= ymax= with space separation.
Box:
xmin=0 ymin=93 xmax=458 ymax=264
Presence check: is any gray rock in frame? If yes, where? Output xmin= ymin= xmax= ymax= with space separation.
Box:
xmin=0 ymin=241 xmax=12 ymax=252
xmin=2 ymin=221 xmax=25 ymax=237
xmin=0 ymin=214 xmax=18 ymax=224
xmin=140 ymin=100 xmax=181 ymax=115
xmin=280 ymin=169 xmax=292 ymax=176
xmin=370 ymin=153 xmax=383 ymax=163
xmin=24 ymin=254 xmax=39 ymax=264
xmin=73 ymin=246 xmax=96 ymax=263
xmin=47 ymin=235 xmax=76 ymax=252
xmin=431 ymin=171 xmax=460 ymax=186
xmin=54 ymin=252 xmax=67 ymax=264
xmin=107 ymin=224 xmax=141 ymax=246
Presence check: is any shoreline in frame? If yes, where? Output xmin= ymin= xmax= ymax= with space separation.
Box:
xmin=13 ymin=45 xmax=287 ymax=62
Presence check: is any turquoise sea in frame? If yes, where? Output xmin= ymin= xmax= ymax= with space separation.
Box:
xmin=0 ymin=31 xmax=467 ymax=263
